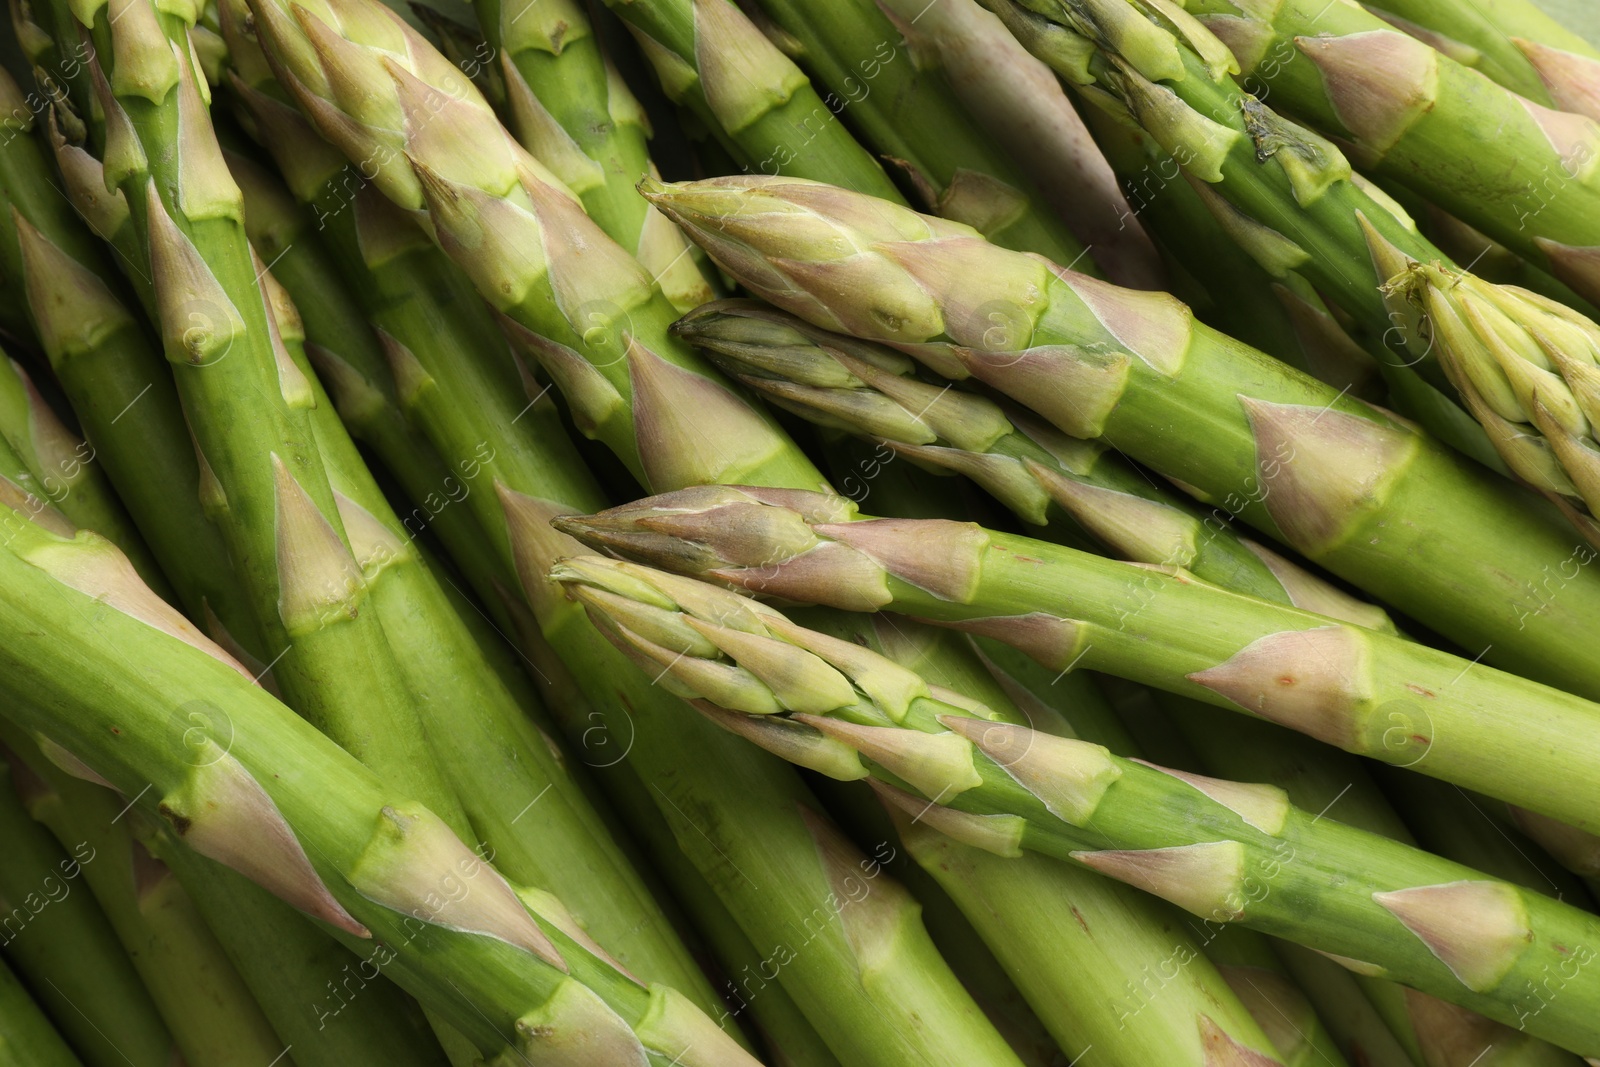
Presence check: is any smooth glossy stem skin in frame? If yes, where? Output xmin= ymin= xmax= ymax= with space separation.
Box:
xmin=752 ymin=0 xmax=1093 ymax=266
xmin=224 ymin=36 xmax=1024 ymax=1067
xmin=0 ymin=758 xmax=175 ymax=1067
xmin=1125 ymin=690 xmax=1588 ymax=1067
xmin=0 ymin=953 xmax=81 ymax=1067
xmin=1179 ymin=0 xmax=1600 ymax=304
xmin=0 ymin=726 xmax=284 ymax=1067
xmin=560 ymin=488 xmax=1600 ymax=836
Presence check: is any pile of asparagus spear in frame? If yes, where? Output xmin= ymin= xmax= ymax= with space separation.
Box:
xmin=1 ymin=0 xmax=1599 ymax=1062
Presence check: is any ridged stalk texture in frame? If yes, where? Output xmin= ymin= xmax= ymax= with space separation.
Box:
xmin=747 ymin=0 xmax=1093 ymax=266
xmin=642 ymin=174 xmax=1600 ymax=700
xmin=228 ymin=5 xmax=1035 ymax=1060
xmin=1172 ymin=0 xmax=1600 ymax=307
xmin=0 ymin=503 xmax=759 ymax=1066
xmin=469 ymin=0 xmax=717 ymax=312
xmin=551 ymin=553 xmax=1600 ymax=1058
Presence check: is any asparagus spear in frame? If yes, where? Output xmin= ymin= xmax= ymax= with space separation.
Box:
xmin=226 ymin=15 xmax=1040 ymax=1063
xmin=0 ymin=354 xmax=168 ymax=595
xmin=1167 ymin=0 xmax=1600 ymax=306
xmin=674 ymin=298 xmax=1396 ymax=631
xmin=867 ymin=0 xmax=1164 ymax=288
xmin=981 ymin=0 xmax=1516 ymax=469
xmin=1362 ymin=0 xmax=1600 ymax=114
xmin=745 ymin=0 xmax=1092 ymax=266
xmin=642 ymin=174 xmax=1600 ymax=700
xmin=589 ymin=0 xmax=904 ymax=198
xmin=0 ymin=753 xmax=176 ymax=1067
xmin=0 ymin=509 xmax=759 ymax=1066
xmin=0 ymin=954 xmax=80 ymax=1067
xmin=463 ymin=0 xmax=716 ymax=312
xmin=550 ymin=553 xmax=1600 ymax=1057
xmin=1380 ymin=257 xmax=1600 ymax=547
xmin=1 ymin=730 xmax=285 ymax=1067
xmin=558 ymin=484 xmax=1600 ymax=836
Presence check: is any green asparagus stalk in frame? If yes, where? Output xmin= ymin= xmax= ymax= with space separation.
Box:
xmin=744 ymin=0 xmax=1092 ymax=266
xmin=0 ymin=954 xmax=80 ymax=1067
xmin=229 ymin=146 xmax=734 ymax=1021
xmin=1171 ymin=0 xmax=1600 ymax=306
xmin=642 ymin=174 xmax=1600 ymax=699
xmin=225 ymin=13 xmax=1040 ymax=1061
xmin=0 ymin=353 xmax=167 ymax=595
xmin=0 ymin=509 xmax=759 ymax=1066
xmin=558 ymin=484 xmax=1600 ymax=836
xmin=1116 ymin=688 xmax=1588 ymax=1067
xmin=589 ymin=0 xmax=904 ymax=198
xmin=1380 ymin=257 xmax=1600 ymax=546
xmin=674 ymin=298 xmax=1396 ymax=630
xmin=1 ymin=729 xmax=285 ymax=1067
xmin=550 ymin=553 xmax=1600 ymax=1057
xmin=0 ymin=753 xmax=176 ymax=1067
xmin=0 ymin=69 xmax=261 ymax=662
xmin=981 ymin=0 xmax=1520 ymax=469
xmin=1361 ymin=0 xmax=1600 ymax=114
xmin=868 ymin=0 xmax=1164 ymax=288
xmin=242 ymin=6 xmax=1294 ymax=1060
xmin=62 ymin=0 xmax=470 ymax=830
xmin=463 ymin=0 xmax=717 ymax=312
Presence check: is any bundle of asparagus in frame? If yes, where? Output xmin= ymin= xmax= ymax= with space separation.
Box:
xmin=3 ymin=0 xmax=1600 ymax=1063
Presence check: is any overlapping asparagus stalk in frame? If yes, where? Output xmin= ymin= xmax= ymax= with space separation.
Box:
xmin=558 ymin=483 xmax=1600 ymax=839
xmin=642 ymin=174 xmax=1600 ymax=699
xmin=0 ymin=751 xmax=176 ymax=1067
xmin=868 ymin=0 xmax=1163 ymax=288
xmin=550 ymin=553 xmax=1600 ymax=1057
xmin=226 ymin=9 xmax=1044 ymax=1060
xmin=0 ymin=350 xmax=170 ymax=590
xmin=1361 ymin=0 xmax=1600 ymax=117
xmin=744 ymin=0 xmax=1091 ymax=267
xmin=466 ymin=0 xmax=716 ymax=311
xmin=1165 ymin=0 xmax=1600 ymax=305
xmin=591 ymin=0 xmax=903 ymax=198
xmin=674 ymin=298 xmax=1396 ymax=631
xmin=48 ymin=0 xmax=470 ymax=835
xmin=0 ymin=500 xmax=758 ymax=1066
xmin=0 ymin=954 xmax=79 ymax=1067
xmin=1 ymin=729 xmax=285 ymax=1067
